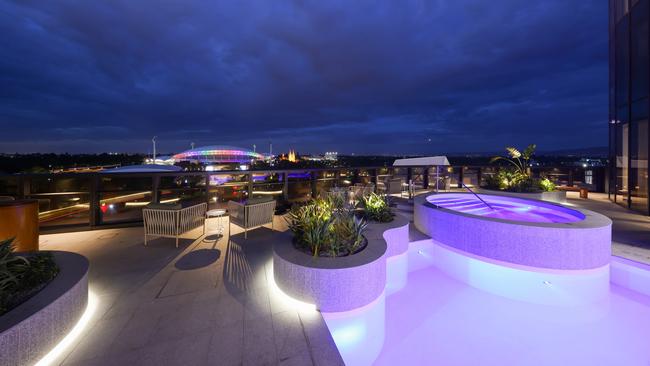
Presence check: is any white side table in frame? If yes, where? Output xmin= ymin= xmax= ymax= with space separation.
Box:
xmin=206 ymin=209 xmax=227 ymax=235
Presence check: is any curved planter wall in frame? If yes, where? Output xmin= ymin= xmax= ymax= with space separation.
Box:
xmin=476 ymin=188 xmax=567 ymax=203
xmin=273 ymin=215 xmax=409 ymax=312
xmin=0 ymin=251 xmax=89 ymax=366
xmin=414 ymin=194 xmax=611 ymax=270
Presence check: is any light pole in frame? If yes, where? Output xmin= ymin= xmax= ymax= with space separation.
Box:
xmin=152 ymin=136 xmax=157 ymax=163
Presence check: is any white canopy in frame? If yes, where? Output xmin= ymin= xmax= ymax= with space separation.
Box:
xmin=392 ymin=156 xmax=450 ymax=167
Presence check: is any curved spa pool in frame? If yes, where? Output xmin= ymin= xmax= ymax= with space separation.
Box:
xmin=426 ymin=193 xmax=583 ymax=223
xmin=415 ymin=193 xmax=612 ymax=270
xmin=414 ymin=192 xmax=613 ymax=306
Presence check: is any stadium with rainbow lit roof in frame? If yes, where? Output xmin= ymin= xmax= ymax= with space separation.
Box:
xmin=171 ymin=145 xmax=267 ymax=164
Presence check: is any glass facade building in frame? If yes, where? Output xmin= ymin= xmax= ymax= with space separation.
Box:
xmin=610 ymin=0 xmax=650 ymax=215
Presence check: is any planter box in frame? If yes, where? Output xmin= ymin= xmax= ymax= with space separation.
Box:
xmin=0 ymin=251 xmax=89 ymax=366
xmin=273 ymin=215 xmax=409 ymax=312
xmin=476 ymin=188 xmax=567 ymax=203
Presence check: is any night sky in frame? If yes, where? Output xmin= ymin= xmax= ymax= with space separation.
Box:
xmin=0 ymin=1 xmax=607 ymax=155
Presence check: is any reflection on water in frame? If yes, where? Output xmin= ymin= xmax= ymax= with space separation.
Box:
xmin=322 ymin=242 xmax=650 ymax=366
xmin=322 ymin=293 xmax=385 ymax=366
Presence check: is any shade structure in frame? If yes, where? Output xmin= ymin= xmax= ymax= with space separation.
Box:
xmin=392 ymin=156 xmax=450 ymax=167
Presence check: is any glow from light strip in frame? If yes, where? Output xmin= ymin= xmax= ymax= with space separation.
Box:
xmin=267 ymin=262 xmax=317 ymax=315
xmin=34 ymin=289 xmax=99 ymax=366
xmin=125 ymin=197 xmax=181 ymax=207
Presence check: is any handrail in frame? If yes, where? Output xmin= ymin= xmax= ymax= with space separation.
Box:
xmin=461 ymin=183 xmax=495 ymax=211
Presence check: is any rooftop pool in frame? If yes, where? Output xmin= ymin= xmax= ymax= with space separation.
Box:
xmin=322 ymin=243 xmax=650 ymax=366
xmin=425 ymin=193 xmax=584 ymax=223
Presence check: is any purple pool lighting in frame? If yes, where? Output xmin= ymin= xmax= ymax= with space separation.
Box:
xmin=426 ymin=193 xmax=584 ymax=223
xmin=415 ymin=193 xmax=612 ymax=270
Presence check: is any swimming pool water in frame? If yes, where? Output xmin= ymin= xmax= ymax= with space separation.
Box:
xmin=426 ymin=193 xmax=584 ymax=223
xmin=322 ymin=242 xmax=650 ymax=366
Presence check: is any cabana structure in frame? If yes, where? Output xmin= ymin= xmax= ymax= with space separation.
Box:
xmin=393 ymin=156 xmax=451 ymax=192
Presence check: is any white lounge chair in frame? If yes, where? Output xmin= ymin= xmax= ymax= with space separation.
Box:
xmin=227 ymin=198 xmax=276 ymax=239
xmin=143 ymin=202 xmax=207 ymax=247
xmin=385 ymin=178 xmax=403 ymax=195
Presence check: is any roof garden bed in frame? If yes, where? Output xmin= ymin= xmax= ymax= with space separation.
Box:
xmin=273 ymin=193 xmax=409 ymax=312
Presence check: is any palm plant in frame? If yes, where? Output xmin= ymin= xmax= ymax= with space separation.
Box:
xmin=490 ymin=144 xmax=536 ymax=176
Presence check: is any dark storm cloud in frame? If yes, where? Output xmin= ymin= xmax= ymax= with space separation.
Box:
xmin=0 ymin=0 xmax=607 ymax=154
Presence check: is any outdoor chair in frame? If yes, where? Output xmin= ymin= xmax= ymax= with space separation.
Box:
xmin=385 ymin=178 xmax=403 ymax=195
xmin=143 ymin=202 xmax=207 ymax=247
xmin=228 ymin=197 xmax=276 ymax=239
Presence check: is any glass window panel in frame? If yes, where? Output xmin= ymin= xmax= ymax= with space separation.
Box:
xmin=30 ymin=176 xmax=90 ymax=194
xmin=159 ymin=175 xmax=206 ymax=189
xmin=158 ymin=188 xmax=206 ymax=207
xmin=100 ymin=176 xmax=152 ymax=191
xmin=630 ymin=120 xmax=649 ymax=212
xmin=208 ymin=185 xmax=248 ymax=209
xmin=208 ymin=173 xmax=248 ymax=186
xmin=631 ymin=0 xmax=649 ymax=100
xmin=99 ymin=191 xmax=152 ymax=223
xmin=0 ymin=176 xmax=19 ymax=198
xmin=631 ymin=98 xmax=648 ymax=121
xmin=616 ymin=16 xmax=630 ymax=107
xmin=616 ymin=123 xmax=630 ymax=205
xmin=35 ymin=192 xmax=91 ymax=228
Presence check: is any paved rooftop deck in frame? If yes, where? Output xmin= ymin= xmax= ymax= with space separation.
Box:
xmin=40 ymin=217 xmax=344 ymax=366
xmin=36 ymin=190 xmax=650 ymax=365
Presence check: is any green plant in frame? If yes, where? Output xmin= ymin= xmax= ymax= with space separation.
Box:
xmin=0 ymin=238 xmax=30 ymax=292
xmin=538 ymin=178 xmax=556 ymax=192
xmin=286 ymin=200 xmax=333 ymax=256
xmin=331 ymin=210 xmax=367 ymax=255
xmin=490 ymin=144 xmax=536 ymax=176
xmin=0 ymin=238 xmax=59 ymax=315
xmin=360 ymin=192 xmax=394 ymax=223
xmin=286 ymin=199 xmax=368 ymax=257
xmin=485 ymin=144 xmax=557 ymax=193
xmin=325 ymin=191 xmax=347 ymax=211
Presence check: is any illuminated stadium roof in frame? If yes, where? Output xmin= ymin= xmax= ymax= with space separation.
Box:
xmin=172 ymin=145 xmax=265 ymax=164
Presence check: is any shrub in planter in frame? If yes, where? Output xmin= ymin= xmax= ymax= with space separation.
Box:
xmin=0 ymin=238 xmax=59 ymax=316
xmin=359 ymin=192 xmax=394 ymax=223
xmin=538 ymin=178 xmax=556 ymax=192
xmin=486 ymin=144 xmax=559 ymax=193
xmin=286 ymin=198 xmax=367 ymax=257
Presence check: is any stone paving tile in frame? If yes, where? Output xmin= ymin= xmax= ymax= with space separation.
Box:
xmin=279 ymin=350 xmax=314 ymax=366
xmin=41 ymin=217 xmax=344 ymax=366
xmin=63 ymin=348 xmax=142 ymax=366
xmin=108 ymin=309 xmax=161 ymax=353
xmin=273 ymin=311 xmax=312 ymax=363
xmin=243 ymin=314 xmax=278 ymax=365
xmin=244 ymin=285 xmax=273 ymax=321
xmin=61 ymin=313 xmax=132 ymax=364
xmin=206 ymin=322 xmax=244 ymax=366
xmin=214 ymin=290 xmax=246 ymax=328
xmin=157 ymin=269 xmax=217 ymax=298
xmin=136 ymin=329 xmax=213 ymax=366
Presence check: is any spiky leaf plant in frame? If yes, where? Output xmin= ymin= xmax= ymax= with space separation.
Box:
xmin=0 ymin=238 xmax=30 ymax=292
xmin=360 ymin=192 xmax=394 ymax=223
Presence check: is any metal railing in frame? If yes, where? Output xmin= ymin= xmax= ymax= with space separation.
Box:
xmin=461 ymin=182 xmax=495 ymax=211
xmin=0 ymin=165 xmax=606 ymax=232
